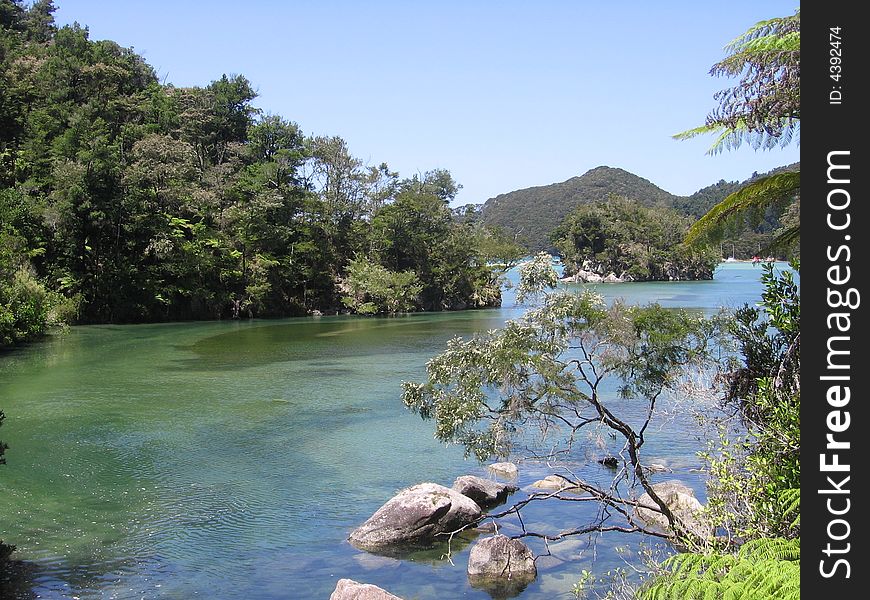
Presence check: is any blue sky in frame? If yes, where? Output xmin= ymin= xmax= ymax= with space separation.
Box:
xmin=55 ymin=1 xmax=800 ymax=206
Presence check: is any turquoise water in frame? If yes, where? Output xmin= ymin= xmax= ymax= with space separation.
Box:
xmin=0 ymin=262 xmax=783 ymax=599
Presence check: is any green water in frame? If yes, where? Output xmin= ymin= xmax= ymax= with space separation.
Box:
xmin=0 ymin=263 xmax=781 ymax=599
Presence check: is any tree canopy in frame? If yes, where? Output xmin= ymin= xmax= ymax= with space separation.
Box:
xmin=0 ymin=2 xmax=512 ymax=346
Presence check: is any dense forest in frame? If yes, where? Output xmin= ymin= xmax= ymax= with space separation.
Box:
xmin=0 ymin=1 xmax=799 ymax=351
xmin=0 ymin=0 xmax=519 ymax=347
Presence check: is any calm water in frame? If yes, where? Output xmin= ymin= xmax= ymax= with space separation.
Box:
xmin=0 ymin=262 xmax=784 ymax=599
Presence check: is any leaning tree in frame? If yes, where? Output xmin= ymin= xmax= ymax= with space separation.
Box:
xmin=402 ymin=253 xmax=727 ymax=549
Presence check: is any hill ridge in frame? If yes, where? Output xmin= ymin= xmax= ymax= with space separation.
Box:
xmin=478 ymin=163 xmax=799 ymax=252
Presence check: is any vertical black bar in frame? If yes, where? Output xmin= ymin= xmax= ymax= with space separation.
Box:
xmin=803 ymin=2 xmax=866 ymax=596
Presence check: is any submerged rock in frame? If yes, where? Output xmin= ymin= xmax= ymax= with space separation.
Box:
xmin=635 ymin=480 xmax=711 ymax=540
xmin=474 ymin=521 xmax=498 ymax=534
xmin=348 ymin=483 xmax=482 ymax=552
xmin=530 ymin=474 xmax=585 ymax=493
xmin=329 ymin=578 xmax=404 ymax=600
xmin=452 ymin=475 xmax=518 ymax=509
xmin=487 ymin=462 xmax=518 ymax=479
xmin=598 ymin=456 xmax=619 ymax=469
xmin=644 ymin=462 xmax=670 ymax=474
xmin=467 ymin=534 xmax=537 ymax=597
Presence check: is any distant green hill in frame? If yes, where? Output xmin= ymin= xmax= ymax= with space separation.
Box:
xmin=479 ymin=166 xmax=679 ymax=252
xmin=478 ymin=164 xmax=799 ymax=254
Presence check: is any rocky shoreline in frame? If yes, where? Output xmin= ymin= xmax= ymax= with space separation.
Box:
xmin=330 ymin=461 xmax=710 ymax=599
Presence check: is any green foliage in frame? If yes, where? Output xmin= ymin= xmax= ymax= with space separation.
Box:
xmin=1 ymin=187 xmax=69 ymax=346
xmin=341 ymin=257 xmax=422 ymax=315
xmin=648 ymin=262 xmax=801 ymax=599
xmin=0 ymin=266 xmax=54 ymax=346
xmin=515 ymin=252 xmax=559 ymax=303
xmin=685 ymin=171 xmax=799 ymax=251
xmin=670 ymin=164 xmax=799 ymax=260
xmin=472 ymin=225 xmax=526 ymax=272
xmin=0 ymin=7 xmax=500 ymax=337
xmin=397 ymin=168 xmax=462 ymax=202
xmin=678 ymin=10 xmax=800 ymax=253
xmin=372 ymin=191 xmax=501 ymax=311
xmin=639 ymin=537 xmax=800 ymax=600
xmin=403 ymin=255 xmax=720 ymax=467
xmin=553 ymin=197 xmax=719 ymax=281
xmin=674 ymin=11 xmax=799 ymax=153
xmin=705 ymin=262 xmax=800 ymax=539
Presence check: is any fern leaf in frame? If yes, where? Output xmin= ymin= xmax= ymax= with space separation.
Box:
xmin=778 ymin=488 xmax=801 ymax=526
xmin=684 ymin=171 xmax=800 ymax=246
xmin=640 ymin=538 xmax=800 ymax=600
xmin=738 ymin=538 xmax=801 ymax=562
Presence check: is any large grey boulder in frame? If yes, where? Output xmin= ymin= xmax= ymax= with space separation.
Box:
xmin=329 ymin=579 xmax=404 ymax=600
xmin=635 ymin=480 xmax=711 ymax=540
xmin=452 ymin=475 xmax=518 ymax=509
xmin=349 ymin=483 xmax=482 ymax=552
xmin=467 ymin=534 xmax=537 ymax=596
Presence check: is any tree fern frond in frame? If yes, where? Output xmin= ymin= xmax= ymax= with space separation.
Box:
xmin=673 ymin=120 xmax=798 ymax=155
xmin=762 ymin=224 xmax=800 ymax=255
xmin=640 ymin=538 xmax=800 ymax=600
xmin=673 ymin=124 xmax=722 ymax=141
xmin=723 ymin=11 xmax=800 ymax=53
xmin=732 ymin=31 xmax=800 ymax=54
xmin=778 ymin=488 xmax=800 ymax=526
xmin=684 ymin=171 xmax=800 ymax=246
xmin=738 ymin=537 xmax=800 ymax=562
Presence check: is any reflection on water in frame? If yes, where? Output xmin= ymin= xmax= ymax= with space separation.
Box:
xmin=0 ymin=263 xmax=785 ymax=599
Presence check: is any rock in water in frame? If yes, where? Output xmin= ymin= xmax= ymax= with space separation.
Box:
xmin=487 ymin=462 xmax=518 ymax=479
xmin=348 ymin=483 xmax=482 ymax=552
xmin=452 ymin=475 xmax=518 ymax=509
xmin=644 ymin=462 xmax=670 ymax=474
xmin=467 ymin=535 xmax=537 ymax=596
xmin=529 ymin=474 xmax=584 ymax=493
xmin=635 ymin=480 xmax=711 ymax=540
xmin=598 ymin=456 xmax=619 ymax=469
xmin=329 ymin=579 xmax=404 ymax=600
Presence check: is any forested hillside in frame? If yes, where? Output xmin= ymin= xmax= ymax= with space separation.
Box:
xmin=479 ymin=163 xmax=799 ymax=254
xmin=0 ymin=1 xmax=513 ymax=346
xmin=479 ymin=166 xmax=679 ymax=252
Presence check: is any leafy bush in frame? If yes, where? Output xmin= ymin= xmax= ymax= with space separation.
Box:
xmin=0 ymin=266 xmax=65 ymax=347
xmin=340 ymin=257 xmax=422 ymax=314
xmin=704 ymin=262 xmax=800 ymax=539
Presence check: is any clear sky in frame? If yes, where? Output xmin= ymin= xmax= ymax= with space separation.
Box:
xmin=54 ymin=0 xmax=800 ymax=206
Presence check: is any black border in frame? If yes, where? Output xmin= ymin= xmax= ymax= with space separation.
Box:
xmin=802 ymin=2 xmax=867 ymax=595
